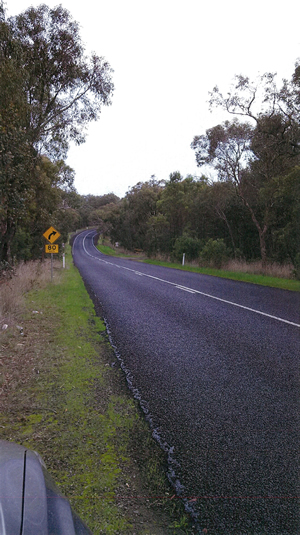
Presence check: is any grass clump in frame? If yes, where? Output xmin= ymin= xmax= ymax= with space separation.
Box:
xmin=0 ymin=260 xmax=55 ymax=321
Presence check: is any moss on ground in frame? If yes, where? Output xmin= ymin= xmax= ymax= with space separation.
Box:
xmin=0 ymin=257 xmax=194 ymax=534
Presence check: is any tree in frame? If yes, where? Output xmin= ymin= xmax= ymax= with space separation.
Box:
xmin=9 ymin=4 xmax=114 ymax=158
xmin=190 ymin=119 xmax=276 ymax=259
xmin=208 ymin=181 xmax=239 ymax=256
xmin=0 ymin=4 xmax=34 ymax=260
xmin=191 ymin=120 xmax=254 ymax=182
xmin=270 ymin=166 xmax=300 ymax=265
xmin=145 ymin=214 xmax=170 ymax=255
xmin=9 ymin=156 xmax=76 ymax=259
xmin=157 ymin=172 xmax=188 ymax=243
xmin=105 ymin=179 xmax=163 ymax=251
xmin=0 ymin=3 xmax=114 ymax=261
xmin=192 ymin=68 xmax=300 ymax=265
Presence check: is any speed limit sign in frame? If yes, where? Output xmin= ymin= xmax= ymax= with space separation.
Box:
xmin=45 ymin=244 xmax=59 ymax=253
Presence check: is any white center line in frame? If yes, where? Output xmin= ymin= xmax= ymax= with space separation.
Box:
xmin=78 ymin=232 xmax=300 ymax=329
xmin=176 ymin=285 xmax=196 ymax=294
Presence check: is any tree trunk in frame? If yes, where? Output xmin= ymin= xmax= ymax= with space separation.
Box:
xmin=216 ymin=207 xmax=237 ymax=257
xmin=237 ymin=190 xmax=269 ymax=266
xmin=0 ymin=222 xmax=15 ymax=263
xmin=258 ymin=226 xmax=268 ymax=269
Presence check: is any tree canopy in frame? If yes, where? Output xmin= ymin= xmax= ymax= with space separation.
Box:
xmin=0 ymin=2 xmax=114 ymax=261
xmin=191 ymin=64 xmax=300 ymax=265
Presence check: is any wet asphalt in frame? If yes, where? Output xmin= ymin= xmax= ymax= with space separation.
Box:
xmin=73 ymin=230 xmax=300 ymax=534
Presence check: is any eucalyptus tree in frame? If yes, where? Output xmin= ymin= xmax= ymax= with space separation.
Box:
xmin=0 ymin=3 xmax=114 ymax=261
xmin=8 ymin=3 xmax=114 ymax=158
xmin=192 ymin=67 xmax=300 ymax=265
xmin=0 ymin=6 xmax=34 ymax=260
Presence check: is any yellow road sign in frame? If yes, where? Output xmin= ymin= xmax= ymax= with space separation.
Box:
xmin=43 ymin=226 xmax=60 ymax=243
xmin=45 ymin=244 xmax=59 ymax=254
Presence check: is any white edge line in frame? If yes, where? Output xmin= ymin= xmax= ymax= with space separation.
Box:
xmin=79 ymin=231 xmax=300 ymax=329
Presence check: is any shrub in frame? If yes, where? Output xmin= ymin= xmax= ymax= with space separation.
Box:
xmin=293 ymin=253 xmax=300 ymax=280
xmin=173 ymin=234 xmax=201 ymax=262
xmin=200 ymin=238 xmax=230 ymax=268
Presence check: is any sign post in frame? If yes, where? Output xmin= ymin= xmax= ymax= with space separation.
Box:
xmin=43 ymin=226 xmax=61 ymax=281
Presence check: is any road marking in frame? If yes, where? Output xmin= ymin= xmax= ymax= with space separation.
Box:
xmin=78 ymin=232 xmax=300 ymax=329
xmin=176 ymin=285 xmax=196 ymax=294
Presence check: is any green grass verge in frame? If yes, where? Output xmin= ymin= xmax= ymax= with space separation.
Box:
xmin=97 ymin=244 xmax=300 ymax=292
xmin=97 ymin=244 xmax=132 ymax=258
xmin=0 ymin=256 xmax=191 ymax=534
xmin=143 ymin=260 xmax=300 ymax=292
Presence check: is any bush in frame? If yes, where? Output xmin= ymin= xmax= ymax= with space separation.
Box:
xmin=200 ymin=238 xmax=230 ymax=268
xmin=10 ymin=228 xmax=34 ymax=261
xmin=173 ymin=235 xmax=201 ymax=262
xmin=293 ymin=253 xmax=300 ymax=280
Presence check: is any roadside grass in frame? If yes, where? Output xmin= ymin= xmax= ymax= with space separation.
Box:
xmin=0 ymin=255 xmax=192 ymax=534
xmin=96 ymin=243 xmax=300 ymax=292
xmin=0 ymin=260 xmax=51 ymax=321
xmin=143 ymin=259 xmax=300 ymax=292
xmin=97 ymin=244 xmax=129 ymax=257
xmin=97 ymin=243 xmax=142 ymax=259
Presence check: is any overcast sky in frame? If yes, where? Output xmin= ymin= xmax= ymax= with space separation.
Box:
xmin=8 ymin=0 xmax=300 ymax=198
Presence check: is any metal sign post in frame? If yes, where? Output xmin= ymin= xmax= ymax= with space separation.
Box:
xmin=43 ymin=227 xmax=61 ymax=281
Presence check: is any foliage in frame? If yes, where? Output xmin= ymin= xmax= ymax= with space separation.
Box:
xmin=0 ymin=3 xmax=114 ymax=262
xmin=97 ymin=62 xmax=299 ymax=270
xmin=191 ymin=65 xmax=300 ymax=266
xmin=173 ymin=234 xmax=202 ymax=262
xmin=8 ymin=4 xmax=114 ymax=158
xmin=200 ymin=238 xmax=230 ymax=268
xmin=292 ymin=253 xmax=300 ymax=280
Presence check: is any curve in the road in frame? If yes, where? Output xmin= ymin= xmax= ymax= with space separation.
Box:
xmin=73 ymin=231 xmax=300 ymax=535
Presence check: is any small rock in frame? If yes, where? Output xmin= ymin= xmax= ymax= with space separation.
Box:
xmin=2 ymin=324 xmax=8 ymax=330
xmin=32 ymin=310 xmax=39 ymax=314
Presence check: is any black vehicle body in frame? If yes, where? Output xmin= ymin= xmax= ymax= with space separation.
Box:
xmin=0 ymin=440 xmax=92 ymax=534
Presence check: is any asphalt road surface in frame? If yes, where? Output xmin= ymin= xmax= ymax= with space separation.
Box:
xmin=72 ymin=230 xmax=300 ymax=534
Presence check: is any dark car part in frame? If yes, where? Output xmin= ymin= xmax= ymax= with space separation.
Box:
xmin=0 ymin=440 xmax=92 ymax=534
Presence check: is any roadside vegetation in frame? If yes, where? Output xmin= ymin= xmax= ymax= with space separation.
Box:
xmin=97 ymin=242 xmax=300 ymax=292
xmin=0 ymin=255 xmax=194 ymax=534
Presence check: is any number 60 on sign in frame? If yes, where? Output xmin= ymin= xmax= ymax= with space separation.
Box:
xmin=45 ymin=244 xmax=59 ymax=253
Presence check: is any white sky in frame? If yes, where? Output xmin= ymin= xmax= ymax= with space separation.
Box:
xmin=7 ymin=0 xmax=300 ymax=198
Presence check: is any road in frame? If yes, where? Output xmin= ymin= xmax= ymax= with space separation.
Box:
xmin=72 ymin=230 xmax=300 ymax=534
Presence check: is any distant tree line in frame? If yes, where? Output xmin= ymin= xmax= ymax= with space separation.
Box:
xmin=95 ymin=63 xmax=300 ymax=274
xmin=93 ymin=167 xmax=299 ymax=271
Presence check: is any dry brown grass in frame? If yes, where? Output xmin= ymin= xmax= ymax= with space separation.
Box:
xmin=224 ymin=259 xmax=294 ymax=279
xmin=151 ymin=256 xmax=294 ymax=279
xmin=0 ymin=259 xmax=61 ymax=324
